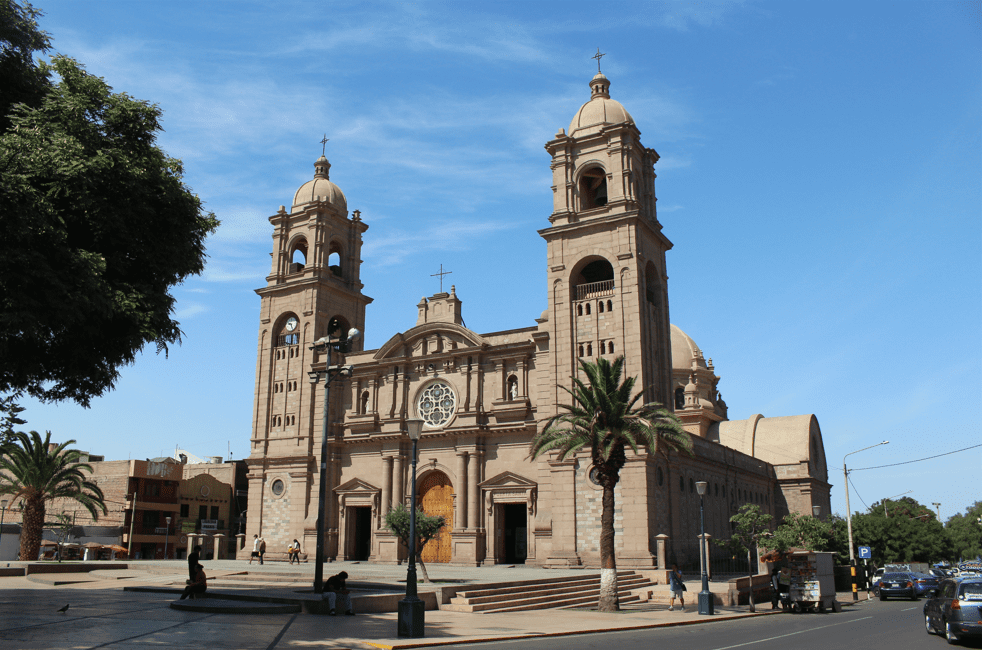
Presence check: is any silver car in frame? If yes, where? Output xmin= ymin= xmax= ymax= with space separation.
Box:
xmin=923 ymin=576 xmax=982 ymax=644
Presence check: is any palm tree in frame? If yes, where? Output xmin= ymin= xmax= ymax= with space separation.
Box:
xmin=0 ymin=430 xmax=106 ymax=561
xmin=529 ymin=356 xmax=693 ymax=612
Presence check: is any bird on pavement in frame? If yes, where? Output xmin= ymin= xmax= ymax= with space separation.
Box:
xmin=57 ymin=604 xmax=69 ymax=613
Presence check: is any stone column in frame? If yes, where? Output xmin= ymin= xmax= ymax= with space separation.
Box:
xmin=467 ymin=450 xmax=482 ymax=530
xmin=393 ymin=453 xmax=405 ymax=508
xmin=655 ymin=533 xmax=668 ymax=570
xmin=456 ymin=451 xmax=468 ymax=530
xmin=186 ymin=533 xmax=197 ymax=559
xmin=212 ymin=534 xmax=225 ymax=560
xmin=381 ymin=455 xmax=393 ymax=522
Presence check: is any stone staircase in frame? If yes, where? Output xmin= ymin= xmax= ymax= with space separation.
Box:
xmin=442 ymin=571 xmax=657 ymax=613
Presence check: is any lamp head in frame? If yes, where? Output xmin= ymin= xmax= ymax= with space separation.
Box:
xmin=346 ymin=327 xmax=362 ymax=341
xmin=166 ymin=516 xmax=172 ymax=524
xmin=406 ymin=418 xmax=424 ymax=441
xmin=812 ymin=505 xmax=821 ymax=518
xmin=308 ymin=371 xmax=321 ymax=384
xmin=695 ymin=481 xmax=707 ymax=496
xmin=1 ymin=499 xmax=7 ymax=509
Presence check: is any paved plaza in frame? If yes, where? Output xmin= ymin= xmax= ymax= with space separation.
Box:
xmin=0 ymin=560 xmax=798 ymax=649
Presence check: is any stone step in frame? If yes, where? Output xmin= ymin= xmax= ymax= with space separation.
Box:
xmin=451 ymin=576 xmax=652 ymax=605
xmin=444 ymin=571 xmax=656 ymax=613
xmin=452 ymin=571 xmax=638 ymax=599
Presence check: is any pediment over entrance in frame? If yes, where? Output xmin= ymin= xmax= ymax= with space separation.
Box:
xmin=374 ymin=322 xmax=487 ymax=360
xmin=478 ymin=471 xmax=537 ymax=490
xmin=334 ymin=477 xmax=380 ymax=495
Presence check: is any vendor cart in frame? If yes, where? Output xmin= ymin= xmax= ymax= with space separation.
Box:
xmin=786 ymin=551 xmax=840 ymax=613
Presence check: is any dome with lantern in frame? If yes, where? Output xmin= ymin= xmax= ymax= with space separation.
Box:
xmin=293 ymin=156 xmax=347 ymax=213
xmin=568 ymin=73 xmax=635 ymax=137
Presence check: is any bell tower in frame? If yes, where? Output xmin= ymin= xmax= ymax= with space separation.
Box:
xmin=538 ymin=71 xmax=673 ymax=410
xmin=245 ymin=153 xmax=372 ymax=557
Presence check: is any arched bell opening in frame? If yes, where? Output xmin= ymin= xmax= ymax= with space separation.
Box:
xmin=578 ymin=167 xmax=608 ymax=209
xmin=289 ymin=238 xmax=307 ymax=274
xmin=328 ymin=241 xmax=343 ymax=278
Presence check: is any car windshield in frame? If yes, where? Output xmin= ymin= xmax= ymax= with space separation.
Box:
xmin=961 ymin=583 xmax=982 ymax=600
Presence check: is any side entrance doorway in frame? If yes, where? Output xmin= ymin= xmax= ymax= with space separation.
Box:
xmin=499 ymin=503 xmax=527 ymax=564
xmin=348 ymin=506 xmax=372 ymax=561
xmin=419 ymin=472 xmax=454 ymax=563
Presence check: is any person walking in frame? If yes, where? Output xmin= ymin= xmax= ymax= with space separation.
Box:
xmin=288 ymin=539 xmax=301 ymax=565
xmin=249 ymin=534 xmax=261 ymax=565
xmin=668 ymin=564 xmax=686 ymax=611
xmin=258 ymin=536 xmax=266 ymax=565
xmin=770 ymin=567 xmax=782 ymax=609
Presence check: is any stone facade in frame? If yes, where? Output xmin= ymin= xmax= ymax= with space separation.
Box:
xmin=243 ymin=71 xmax=832 ymax=569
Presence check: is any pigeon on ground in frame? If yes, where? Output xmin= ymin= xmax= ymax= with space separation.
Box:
xmin=57 ymin=604 xmax=69 ymax=613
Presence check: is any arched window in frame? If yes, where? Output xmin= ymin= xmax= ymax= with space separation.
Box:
xmin=674 ymin=387 xmax=685 ymax=410
xmin=586 ymin=343 xmax=592 ymax=356
xmin=328 ymin=241 xmax=343 ymax=278
xmin=289 ymin=239 xmax=307 ymax=274
xmin=585 ymin=303 xmax=591 ymax=315
xmin=607 ymin=299 xmax=613 ymax=311
xmin=578 ymin=167 xmax=608 ymax=208
xmin=607 ymin=341 xmax=614 ymax=354
xmin=598 ymin=301 xmax=605 ymax=313
xmin=679 ymin=476 xmax=684 ymax=491
xmin=578 ymin=344 xmax=584 ymax=357
xmin=577 ymin=304 xmax=583 ymax=316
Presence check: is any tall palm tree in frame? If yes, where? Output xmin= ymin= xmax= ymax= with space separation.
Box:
xmin=0 ymin=430 xmax=106 ymax=561
xmin=529 ymin=356 xmax=693 ymax=612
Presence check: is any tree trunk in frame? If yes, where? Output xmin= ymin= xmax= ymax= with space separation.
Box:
xmin=747 ymin=549 xmax=756 ymax=612
xmin=598 ymin=480 xmax=619 ymax=612
xmin=19 ymin=494 xmax=44 ymax=562
xmin=416 ymin=551 xmax=431 ymax=583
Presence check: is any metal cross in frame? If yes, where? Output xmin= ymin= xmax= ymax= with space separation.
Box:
xmin=430 ymin=264 xmax=452 ymax=293
xmin=320 ymin=134 xmax=330 ymax=156
xmin=592 ymin=47 xmax=606 ymax=73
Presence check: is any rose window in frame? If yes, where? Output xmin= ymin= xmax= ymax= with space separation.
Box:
xmin=417 ymin=381 xmax=457 ymax=428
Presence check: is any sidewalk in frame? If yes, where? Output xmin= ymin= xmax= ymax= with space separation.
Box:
xmin=0 ymin=560 xmax=846 ymax=649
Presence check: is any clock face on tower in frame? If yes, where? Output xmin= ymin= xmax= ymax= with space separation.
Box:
xmin=285 ymin=316 xmax=298 ymax=332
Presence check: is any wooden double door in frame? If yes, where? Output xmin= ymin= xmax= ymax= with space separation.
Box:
xmin=418 ymin=472 xmax=454 ymax=564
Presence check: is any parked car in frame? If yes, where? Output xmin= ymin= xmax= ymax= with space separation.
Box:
xmin=875 ymin=572 xmax=916 ymax=600
xmin=924 ymin=576 xmax=982 ymax=644
xmin=912 ymin=572 xmax=941 ymax=598
xmin=872 ymin=567 xmax=885 ymax=588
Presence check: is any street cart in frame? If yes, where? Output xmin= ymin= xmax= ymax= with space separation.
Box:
xmin=786 ymin=551 xmax=840 ymax=613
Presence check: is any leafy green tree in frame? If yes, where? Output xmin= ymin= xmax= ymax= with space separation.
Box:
xmin=0 ymin=430 xmax=106 ymax=561
xmin=763 ymin=511 xmax=836 ymax=554
xmin=529 ymin=356 xmax=692 ymax=612
xmin=383 ymin=503 xmax=446 ymax=583
xmin=0 ymin=0 xmax=51 ymax=133
xmin=0 ymin=395 xmax=26 ymax=445
xmin=719 ymin=504 xmax=773 ymax=612
xmin=0 ymin=52 xmax=219 ymax=406
xmin=849 ymin=497 xmax=951 ymax=565
xmin=945 ymin=501 xmax=982 ymax=562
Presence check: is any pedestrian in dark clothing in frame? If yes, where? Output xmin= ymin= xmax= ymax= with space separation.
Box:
xmin=187 ymin=545 xmax=201 ymax=583
xmin=324 ymin=571 xmax=354 ymax=615
xmin=668 ymin=564 xmax=685 ymax=611
xmin=180 ymin=564 xmax=207 ymax=600
xmin=771 ymin=567 xmax=781 ymax=609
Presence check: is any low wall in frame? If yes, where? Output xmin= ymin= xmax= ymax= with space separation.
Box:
xmin=26 ymin=563 xmax=130 ymax=575
xmin=726 ymin=573 xmax=773 ymax=606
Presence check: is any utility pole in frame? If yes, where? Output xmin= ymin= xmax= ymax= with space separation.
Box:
xmin=932 ymin=502 xmax=941 ymax=521
xmin=126 ymin=493 xmax=137 ymax=558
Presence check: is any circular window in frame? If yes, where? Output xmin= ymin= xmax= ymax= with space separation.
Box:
xmin=199 ymin=485 xmax=210 ymax=497
xmin=270 ymin=479 xmax=285 ymax=496
xmin=589 ymin=466 xmax=602 ymax=486
xmin=416 ymin=381 xmax=457 ymax=428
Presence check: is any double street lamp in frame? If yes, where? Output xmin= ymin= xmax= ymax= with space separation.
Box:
xmin=695 ymin=481 xmax=714 ymax=615
xmin=844 ymin=440 xmax=889 ymax=601
xmin=308 ymin=325 xmax=361 ymax=595
xmin=398 ymin=419 xmax=425 ymax=638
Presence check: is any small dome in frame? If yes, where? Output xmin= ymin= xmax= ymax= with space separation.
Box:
xmin=292 ymin=156 xmax=347 ymax=212
xmin=568 ymin=73 xmax=634 ymax=137
xmin=671 ymin=324 xmax=708 ymax=371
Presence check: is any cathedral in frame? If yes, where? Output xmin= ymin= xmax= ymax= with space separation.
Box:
xmin=241 ymin=70 xmax=832 ymax=569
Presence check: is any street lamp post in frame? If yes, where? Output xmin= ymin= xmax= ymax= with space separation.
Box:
xmin=398 ymin=419 xmax=425 ymax=638
xmin=0 ymin=499 xmax=8 ymax=555
xmin=308 ymin=326 xmax=361 ymax=595
xmin=164 ymin=516 xmax=171 ymax=559
xmin=844 ymin=441 xmax=889 ymax=602
xmin=883 ymin=491 xmax=912 ymax=517
xmin=695 ymin=481 xmax=714 ymax=615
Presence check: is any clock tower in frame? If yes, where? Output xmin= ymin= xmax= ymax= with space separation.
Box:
xmin=245 ymin=154 xmax=372 ymax=557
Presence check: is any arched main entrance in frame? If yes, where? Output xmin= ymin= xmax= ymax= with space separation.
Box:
xmin=418 ymin=472 xmax=454 ymax=563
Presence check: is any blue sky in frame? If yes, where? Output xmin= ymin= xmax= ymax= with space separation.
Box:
xmin=15 ymin=1 xmax=981 ymax=524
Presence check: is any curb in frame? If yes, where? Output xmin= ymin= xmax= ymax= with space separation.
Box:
xmin=364 ymin=609 xmax=783 ymax=650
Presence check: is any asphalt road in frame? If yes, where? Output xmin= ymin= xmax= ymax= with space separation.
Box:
xmin=433 ymin=599 xmax=982 ymax=650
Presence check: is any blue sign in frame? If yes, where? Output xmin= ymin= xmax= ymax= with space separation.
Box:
xmin=858 ymin=546 xmax=872 ymax=559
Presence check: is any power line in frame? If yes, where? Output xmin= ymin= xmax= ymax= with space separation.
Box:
xmin=847 ymin=473 xmax=870 ymax=511
xmin=851 ymin=443 xmax=982 ymax=471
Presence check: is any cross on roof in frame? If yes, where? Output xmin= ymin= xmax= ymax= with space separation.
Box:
xmin=430 ymin=264 xmax=452 ymax=293
xmin=592 ymin=47 xmax=606 ymax=73
xmin=320 ymin=134 xmax=330 ymax=156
